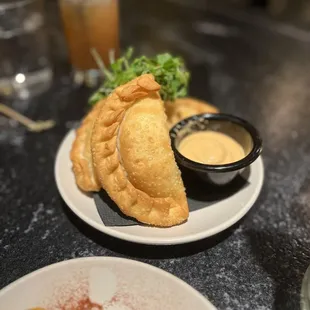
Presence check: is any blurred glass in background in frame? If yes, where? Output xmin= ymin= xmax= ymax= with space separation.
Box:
xmin=58 ymin=0 xmax=119 ymax=86
xmin=301 ymin=265 xmax=310 ymax=310
xmin=0 ymin=0 xmax=52 ymax=99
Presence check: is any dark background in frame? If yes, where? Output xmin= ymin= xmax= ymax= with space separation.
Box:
xmin=1 ymin=0 xmax=310 ymax=309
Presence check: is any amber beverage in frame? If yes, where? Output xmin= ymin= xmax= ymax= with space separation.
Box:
xmin=59 ymin=0 xmax=119 ymax=81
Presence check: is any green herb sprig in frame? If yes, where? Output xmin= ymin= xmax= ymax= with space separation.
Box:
xmin=89 ymin=47 xmax=190 ymax=106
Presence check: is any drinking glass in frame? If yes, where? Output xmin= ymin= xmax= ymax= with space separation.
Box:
xmin=301 ymin=265 xmax=310 ymax=310
xmin=58 ymin=0 xmax=119 ymax=86
xmin=0 ymin=0 xmax=52 ymax=99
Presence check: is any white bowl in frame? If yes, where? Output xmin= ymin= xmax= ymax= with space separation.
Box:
xmin=0 ymin=257 xmax=216 ymax=310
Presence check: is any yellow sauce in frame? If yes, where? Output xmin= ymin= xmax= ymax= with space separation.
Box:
xmin=178 ymin=131 xmax=245 ymax=165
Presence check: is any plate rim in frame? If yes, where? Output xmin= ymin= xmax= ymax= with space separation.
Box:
xmin=0 ymin=256 xmax=216 ymax=309
xmin=55 ymin=129 xmax=264 ymax=245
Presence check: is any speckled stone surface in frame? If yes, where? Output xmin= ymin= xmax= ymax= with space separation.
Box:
xmin=1 ymin=1 xmax=310 ymax=309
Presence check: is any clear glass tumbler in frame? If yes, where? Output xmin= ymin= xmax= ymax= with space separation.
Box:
xmin=58 ymin=0 xmax=119 ymax=86
xmin=301 ymin=265 xmax=310 ymax=310
xmin=0 ymin=0 xmax=52 ymax=99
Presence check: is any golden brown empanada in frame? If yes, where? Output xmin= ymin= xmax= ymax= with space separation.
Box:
xmin=91 ymin=74 xmax=189 ymax=227
xmin=70 ymin=100 xmax=105 ymax=192
xmin=165 ymin=97 xmax=219 ymax=129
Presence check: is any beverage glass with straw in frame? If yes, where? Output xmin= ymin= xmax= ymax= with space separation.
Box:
xmin=58 ymin=0 xmax=119 ymax=87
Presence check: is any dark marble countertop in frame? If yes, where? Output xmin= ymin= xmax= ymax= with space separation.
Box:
xmin=1 ymin=1 xmax=310 ymax=309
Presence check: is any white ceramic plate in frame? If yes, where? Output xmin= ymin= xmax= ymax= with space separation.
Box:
xmin=55 ymin=130 xmax=264 ymax=245
xmin=0 ymin=257 xmax=216 ymax=309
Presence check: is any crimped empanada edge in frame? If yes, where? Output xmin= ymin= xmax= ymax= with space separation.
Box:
xmin=91 ymin=74 xmax=189 ymax=227
xmin=70 ymin=100 xmax=104 ymax=192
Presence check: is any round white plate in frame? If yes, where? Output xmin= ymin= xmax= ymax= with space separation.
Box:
xmin=0 ymin=257 xmax=216 ymax=309
xmin=55 ymin=130 xmax=264 ymax=245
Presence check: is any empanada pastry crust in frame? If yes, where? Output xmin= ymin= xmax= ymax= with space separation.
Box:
xmin=91 ymin=74 xmax=189 ymax=227
xmin=165 ymin=97 xmax=219 ymax=128
xmin=70 ymin=100 xmax=104 ymax=192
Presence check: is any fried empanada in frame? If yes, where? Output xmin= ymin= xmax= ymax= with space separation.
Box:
xmin=91 ymin=74 xmax=189 ymax=227
xmin=70 ymin=100 xmax=105 ymax=192
xmin=165 ymin=97 xmax=219 ymax=128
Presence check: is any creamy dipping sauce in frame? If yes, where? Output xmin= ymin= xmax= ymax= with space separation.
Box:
xmin=178 ymin=131 xmax=245 ymax=165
